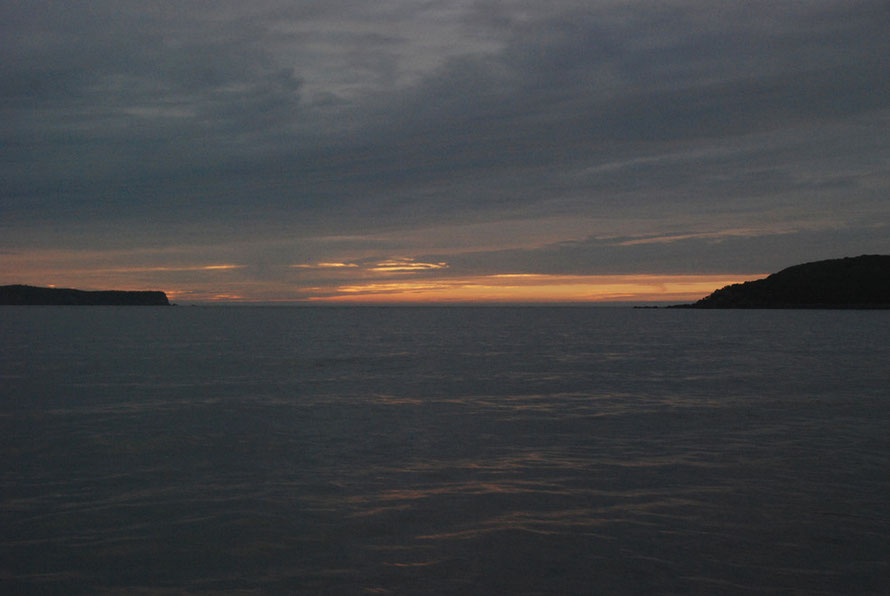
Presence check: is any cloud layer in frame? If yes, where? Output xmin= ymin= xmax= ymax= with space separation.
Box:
xmin=2 ymin=1 xmax=888 ymax=300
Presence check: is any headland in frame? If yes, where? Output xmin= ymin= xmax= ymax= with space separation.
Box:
xmin=0 ymin=285 xmax=171 ymax=306
xmin=671 ymin=255 xmax=890 ymax=309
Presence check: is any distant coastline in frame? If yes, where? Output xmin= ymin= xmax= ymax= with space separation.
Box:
xmin=670 ymin=255 xmax=890 ymax=309
xmin=0 ymin=284 xmax=170 ymax=306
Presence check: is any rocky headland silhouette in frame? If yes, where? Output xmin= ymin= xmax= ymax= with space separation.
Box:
xmin=673 ymin=255 xmax=890 ymax=309
xmin=0 ymin=284 xmax=170 ymax=306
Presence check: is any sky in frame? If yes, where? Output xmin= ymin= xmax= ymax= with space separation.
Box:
xmin=2 ymin=0 xmax=888 ymax=303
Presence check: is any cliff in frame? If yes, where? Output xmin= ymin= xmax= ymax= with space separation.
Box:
xmin=674 ymin=255 xmax=890 ymax=309
xmin=0 ymin=285 xmax=171 ymax=306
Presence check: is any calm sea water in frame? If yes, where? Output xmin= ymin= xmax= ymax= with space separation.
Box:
xmin=1 ymin=306 xmax=889 ymax=595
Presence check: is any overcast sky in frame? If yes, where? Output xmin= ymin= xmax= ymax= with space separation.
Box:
xmin=2 ymin=1 xmax=888 ymax=301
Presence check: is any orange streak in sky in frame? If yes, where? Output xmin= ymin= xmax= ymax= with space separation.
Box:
xmin=304 ymin=274 xmax=763 ymax=303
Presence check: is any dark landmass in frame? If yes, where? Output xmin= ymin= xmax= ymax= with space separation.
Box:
xmin=0 ymin=284 xmax=170 ymax=306
xmin=671 ymin=255 xmax=890 ymax=309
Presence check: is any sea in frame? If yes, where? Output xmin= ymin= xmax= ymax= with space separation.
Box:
xmin=1 ymin=306 xmax=888 ymax=595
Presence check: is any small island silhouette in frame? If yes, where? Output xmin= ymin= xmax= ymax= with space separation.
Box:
xmin=0 ymin=285 xmax=170 ymax=306
xmin=672 ymin=255 xmax=890 ymax=309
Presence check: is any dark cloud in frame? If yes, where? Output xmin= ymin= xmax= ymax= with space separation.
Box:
xmin=1 ymin=1 xmax=888 ymax=296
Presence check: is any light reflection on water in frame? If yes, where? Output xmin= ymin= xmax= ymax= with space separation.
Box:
xmin=1 ymin=306 xmax=889 ymax=594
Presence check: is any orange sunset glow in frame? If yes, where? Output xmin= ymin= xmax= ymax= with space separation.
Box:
xmin=2 ymin=247 xmax=762 ymax=304
xmin=302 ymin=273 xmax=760 ymax=304
xmin=0 ymin=251 xmax=758 ymax=303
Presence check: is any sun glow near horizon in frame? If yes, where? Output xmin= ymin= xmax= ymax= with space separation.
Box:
xmin=0 ymin=248 xmax=762 ymax=303
xmin=299 ymin=273 xmax=761 ymax=304
xmin=3 ymin=270 xmax=763 ymax=304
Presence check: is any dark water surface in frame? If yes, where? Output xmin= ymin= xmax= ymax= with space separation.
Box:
xmin=2 ymin=306 xmax=889 ymax=594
